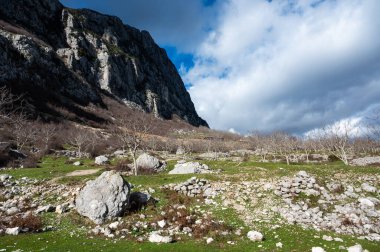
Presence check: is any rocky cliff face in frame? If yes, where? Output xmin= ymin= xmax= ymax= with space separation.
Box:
xmin=0 ymin=0 xmax=208 ymax=127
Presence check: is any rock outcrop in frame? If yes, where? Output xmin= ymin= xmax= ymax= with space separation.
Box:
xmin=75 ymin=171 xmax=130 ymax=224
xmin=0 ymin=0 xmax=208 ymax=127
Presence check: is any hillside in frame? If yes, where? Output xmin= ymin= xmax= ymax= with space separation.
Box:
xmin=0 ymin=0 xmax=207 ymax=127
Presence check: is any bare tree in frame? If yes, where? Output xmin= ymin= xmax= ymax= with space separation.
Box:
xmin=68 ymin=128 xmax=91 ymax=158
xmin=37 ymin=123 xmax=57 ymax=152
xmin=114 ymin=118 xmax=151 ymax=176
xmin=318 ymin=121 xmax=357 ymax=165
xmin=12 ymin=113 xmax=38 ymax=151
xmin=249 ymin=131 xmax=271 ymax=162
xmin=366 ymin=109 xmax=380 ymax=153
xmin=0 ymin=86 xmax=21 ymax=124
xmin=269 ymin=132 xmax=298 ymax=165
xmin=300 ymin=136 xmax=318 ymax=163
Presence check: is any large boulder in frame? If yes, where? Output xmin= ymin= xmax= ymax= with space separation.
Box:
xmin=136 ymin=153 xmax=165 ymax=172
xmin=168 ymin=161 xmax=211 ymax=174
xmin=75 ymin=171 xmax=130 ymax=224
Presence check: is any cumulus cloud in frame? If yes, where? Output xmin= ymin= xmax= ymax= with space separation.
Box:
xmin=185 ymin=0 xmax=380 ymax=134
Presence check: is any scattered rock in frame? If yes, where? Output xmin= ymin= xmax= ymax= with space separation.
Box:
xmin=312 ymin=247 xmax=326 ymax=252
xmin=358 ymin=198 xmax=374 ymax=209
xmin=75 ymin=171 xmax=130 ymax=224
xmin=5 ymin=227 xmax=21 ymax=235
xmin=347 ymin=244 xmax=363 ymax=252
xmin=322 ymin=235 xmax=333 ymax=241
xmin=351 ymin=156 xmax=380 ymax=167
xmin=276 ymin=242 xmax=283 ymax=248
xmin=164 ymin=177 xmax=211 ymax=197
xmin=55 ymin=204 xmax=68 ymax=214
xmin=361 ymin=183 xmax=377 ymax=193
xmin=0 ymin=174 xmax=11 ymax=182
xmin=35 ymin=205 xmax=55 ymax=214
xmin=206 ymin=237 xmax=214 ymax=244
xmin=157 ymin=220 xmax=166 ymax=228
xmin=94 ymin=155 xmax=109 ymax=165
xmin=108 ymin=221 xmax=119 ymax=230
xmin=73 ymin=161 xmax=82 ymax=166
xmin=148 ymin=231 xmax=173 ymax=243
xmin=247 ymin=231 xmax=264 ymax=241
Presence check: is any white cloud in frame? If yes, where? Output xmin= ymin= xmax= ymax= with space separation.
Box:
xmin=185 ymin=0 xmax=380 ymax=134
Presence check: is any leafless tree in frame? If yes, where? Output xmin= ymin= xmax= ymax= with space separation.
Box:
xmin=114 ymin=117 xmax=151 ymax=176
xmin=249 ymin=131 xmax=271 ymax=162
xmin=12 ymin=113 xmax=38 ymax=151
xmin=269 ymin=132 xmax=298 ymax=165
xmin=318 ymin=121 xmax=357 ymax=165
xmin=0 ymin=86 xmax=21 ymax=124
xmin=366 ymin=109 xmax=380 ymax=153
xmin=68 ymin=128 xmax=91 ymax=158
xmin=37 ymin=123 xmax=57 ymax=152
xmin=300 ymin=136 xmax=318 ymax=163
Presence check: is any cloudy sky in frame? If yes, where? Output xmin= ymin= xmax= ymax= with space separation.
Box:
xmin=61 ymin=0 xmax=380 ymax=134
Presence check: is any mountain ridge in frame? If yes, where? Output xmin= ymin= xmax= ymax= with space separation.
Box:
xmin=0 ymin=0 xmax=208 ymax=127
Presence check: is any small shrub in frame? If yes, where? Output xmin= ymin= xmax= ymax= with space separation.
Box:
xmin=137 ymin=166 xmax=157 ymax=175
xmin=9 ymin=214 xmax=43 ymax=232
xmin=113 ymin=159 xmax=131 ymax=172
xmin=21 ymin=154 xmax=40 ymax=168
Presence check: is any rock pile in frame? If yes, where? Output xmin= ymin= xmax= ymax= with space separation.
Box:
xmin=168 ymin=161 xmax=213 ymax=174
xmin=350 ymin=156 xmax=380 ymax=167
xmin=275 ymin=171 xmax=380 ymax=240
xmin=0 ymin=174 xmax=76 ymax=235
xmin=162 ymin=177 xmax=210 ymax=197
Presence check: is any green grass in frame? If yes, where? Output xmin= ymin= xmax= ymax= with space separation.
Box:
xmin=1 ymin=156 xmax=379 ymax=251
xmin=1 ymin=215 xmax=378 ymax=252
xmin=2 ymin=156 xmax=101 ymax=180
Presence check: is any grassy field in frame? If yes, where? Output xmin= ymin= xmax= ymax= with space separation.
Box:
xmin=1 ymin=155 xmax=379 ymax=251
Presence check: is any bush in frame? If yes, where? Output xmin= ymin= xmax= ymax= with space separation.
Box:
xmin=21 ymin=154 xmax=40 ymax=168
xmin=113 ymin=159 xmax=131 ymax=172
xmin=9 ymin=214 xmax=43 ymax=232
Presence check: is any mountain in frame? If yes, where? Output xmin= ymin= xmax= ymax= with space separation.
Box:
xmin=0 ymin=0 xmax=208 ymax=127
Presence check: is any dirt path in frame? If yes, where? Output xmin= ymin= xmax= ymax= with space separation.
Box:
xmin=50 ymin=169 xmax=101 ymax=183
xmin=65 ymin=169 xmax=100 ymax=177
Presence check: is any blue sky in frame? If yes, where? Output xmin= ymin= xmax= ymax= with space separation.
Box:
xmin=60 ymin=0 xmax=380 ymax=134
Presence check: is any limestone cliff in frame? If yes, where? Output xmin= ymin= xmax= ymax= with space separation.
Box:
xmin=0 ymin=0 xmax=208 ymax=127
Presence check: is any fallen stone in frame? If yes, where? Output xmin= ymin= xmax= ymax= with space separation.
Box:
xmin=312 ymin=247 xmax=326 ymax=252
xmin=95 ymin=155 xmax=109 ymax=165
xmin=148 ymin=231 xmax=173 ymax=243
xmin=247 ymin=231 xmax=264 ymax=241
xmin=157 ymin=220 xmax=166 ymax=228
xmin=108 ymin=221 xmax=119 ymax=230
xmin=5 ymin=227 xmax=21 ymax=235
xmin=75 ymin=171 xmax=130 ymax=224
xmin=361 ymin=183 xmax=376 ymax=193
xmin=347 ymin=244 xmax=363 ymax=252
